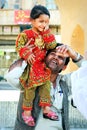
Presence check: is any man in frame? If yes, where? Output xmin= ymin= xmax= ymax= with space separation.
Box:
xmin=14 ymin=43 xmax=83 ymax=130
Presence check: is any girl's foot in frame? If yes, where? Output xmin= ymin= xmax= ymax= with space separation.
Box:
xmin=43 ymin=106 xmax=59 ymax=121
xmin=43 ymin=111 xmax=59 ymax=121
xmin=22 ymin=112 xmax=35 ymax=126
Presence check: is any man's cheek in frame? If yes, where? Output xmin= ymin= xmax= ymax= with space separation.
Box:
xmin=49 ymin=62 xmax=58 ymax=69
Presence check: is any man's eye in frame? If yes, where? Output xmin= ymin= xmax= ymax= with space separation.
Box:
xmin=58 ymin=56 xmax=64 ymax=60
xmin=50 ymin=52 xmax=55 ymax=56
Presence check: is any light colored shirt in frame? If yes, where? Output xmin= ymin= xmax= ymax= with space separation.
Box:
xmin=71 ymin=60 xmax=87 ymax=119
xmin=35 ymin=76 xmax=63 ymax=130
xmin=50 ymin=75 xmax=63 ymax=112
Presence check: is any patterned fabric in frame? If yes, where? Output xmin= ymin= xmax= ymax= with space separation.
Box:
xmin=16 ymin=28 xmax=57 ymax=88
xmin=15 ymin=28 xmax=57 ymax=109
xmin=22 ymin=80 xmax=51 ymax=110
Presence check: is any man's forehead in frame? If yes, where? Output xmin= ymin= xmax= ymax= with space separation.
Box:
xmin=52 ymin=49 xmax=65 ymax=57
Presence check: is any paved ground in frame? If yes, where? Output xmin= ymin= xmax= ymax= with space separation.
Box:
xmin=70 ymin=128 xmax=87 ymax=130
xmin=0 ymin=81 xmax=87 ymax=130
xmin=0 ymin=128 xmax=87 ymax=130
xmin=0 ymin=128 xmax=13 ymax=130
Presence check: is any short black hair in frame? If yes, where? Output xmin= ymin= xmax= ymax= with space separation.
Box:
xmin=30 ymin=5 xmax=50 ymax=19
xmin=46 ymin=43 xmax=70 ymax=66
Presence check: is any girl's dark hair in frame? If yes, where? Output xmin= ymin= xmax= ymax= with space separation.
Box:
xmin=30 ymin=5 xmax=50 ymax=19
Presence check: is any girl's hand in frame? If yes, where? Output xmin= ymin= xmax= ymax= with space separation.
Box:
xmin=44 ymin=24 xmax=49 ymax=31
xmin=27 ymin=53 xmax=35 ymax=65
xmin=25 ymin=38 xmax=34 ymax=48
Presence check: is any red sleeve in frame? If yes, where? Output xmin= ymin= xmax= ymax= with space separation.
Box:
xmin=19 ymin=47 xmax=32 ymax=60
xmin=41 ymin=29 xmax=57 ymax=50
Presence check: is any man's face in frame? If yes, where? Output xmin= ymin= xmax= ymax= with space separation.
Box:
xmin=46 ymin=49 xmax=66 ymax=73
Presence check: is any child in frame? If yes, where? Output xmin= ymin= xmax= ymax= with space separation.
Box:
xmin=16 ymin=5 xmax=58 ymax=126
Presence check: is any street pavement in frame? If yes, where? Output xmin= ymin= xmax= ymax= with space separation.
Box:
xmin=0 ymin=128 xmax=87 ymax=130
xmin=70 ymin=128 xmax=87 ymax=130
xmin=0 ymin=81 xmax=87 ymax=130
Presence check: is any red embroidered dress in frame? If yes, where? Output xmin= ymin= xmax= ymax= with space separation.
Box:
xmin=16 ymin=29 xmax=57 ymax=88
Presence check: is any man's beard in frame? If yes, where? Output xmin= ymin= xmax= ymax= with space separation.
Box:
xmin=46 ymin=60 xmax=60 ymax=73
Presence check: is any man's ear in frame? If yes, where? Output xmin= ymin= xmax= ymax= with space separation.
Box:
xmin=62 ymin=65 xmax=67 ymax=71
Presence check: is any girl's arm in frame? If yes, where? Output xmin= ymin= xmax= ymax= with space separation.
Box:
xmin=16 ymin=32 xmax=31 ymax=60
xmin=16 ymin=32 xmax=35 ymax=64
xmin=42 ymin=29 xmax=57 ymax=50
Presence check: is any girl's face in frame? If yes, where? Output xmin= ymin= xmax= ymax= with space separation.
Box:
xmin=31 ymin=14 xmax=50 ymax=33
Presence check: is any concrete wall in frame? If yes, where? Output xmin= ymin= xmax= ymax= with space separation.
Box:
xmin=21 ymin=0 xmax=34 ymax=9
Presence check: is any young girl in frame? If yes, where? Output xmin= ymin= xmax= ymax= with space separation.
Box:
xmin=16 ymin=5 xmax=58 ymax=126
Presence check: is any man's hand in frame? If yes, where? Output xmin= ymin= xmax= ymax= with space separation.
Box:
xmin=56 ymin=44 xmax=78 ymax=59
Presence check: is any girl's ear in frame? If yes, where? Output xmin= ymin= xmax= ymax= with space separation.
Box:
xmin=30 ymin=18 xmax=35 ymax=24
xmin=30 ymin=18 xmax=32 ymax=22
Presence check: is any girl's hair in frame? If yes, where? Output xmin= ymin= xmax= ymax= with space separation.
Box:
xmin=30 ymin=5 xmax=50 ymax=19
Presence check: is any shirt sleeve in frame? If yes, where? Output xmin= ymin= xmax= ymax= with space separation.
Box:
xmin=62 ymin=57 xmax=85 ymax=95
xmin=71 ymin=61 xmax=87 ymax=119
xmin=72 ymin=53 xmax=84 ymax=67
xmin=16 ymin=32 xmax=32 ymax=60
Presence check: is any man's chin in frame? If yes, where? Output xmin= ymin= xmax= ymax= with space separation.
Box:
xmin=49 ymin=62 xmax=57 ymax=68
xmin=48 ymin=64 xmax=58 ymax=72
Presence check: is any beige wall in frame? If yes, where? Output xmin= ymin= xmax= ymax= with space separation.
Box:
xmin=22 ymin=0 xmax=34 ymax=9
xmin=55 ymin=0 xmax=87 ymax=72
xmin=55 ymin=0 xmax=87 ymax=49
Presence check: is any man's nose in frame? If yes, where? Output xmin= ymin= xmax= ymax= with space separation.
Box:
xmin=54 ymin=55 xmax=58 ymax=60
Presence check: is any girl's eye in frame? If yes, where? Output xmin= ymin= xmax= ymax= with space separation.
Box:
xmin=39 ymin=20 xmax=44 ymax=23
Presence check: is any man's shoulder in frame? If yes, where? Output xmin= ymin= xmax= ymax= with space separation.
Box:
xmin=58 ymin=73 xmax=71 ymax=81
xmin=58 ymin=73 xmax=72 ymax=87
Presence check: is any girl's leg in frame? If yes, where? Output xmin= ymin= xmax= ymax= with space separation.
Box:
xmin=39 ymin=81 xmax=58 ymax=120
xmin=39 ymin=80 xmax=51 ymax=107
xmin=14 ymin=88 xmax=40 ymax=130
xmin=22 ymin=87 xmax=37 ymax=126
xmin=23 ymin=87 xmax=37 ymax=111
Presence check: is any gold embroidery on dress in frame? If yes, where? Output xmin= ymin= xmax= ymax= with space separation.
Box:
xmin=35 ymin=35 xmax=45 ymax=49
